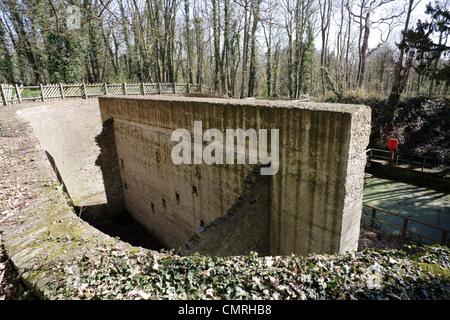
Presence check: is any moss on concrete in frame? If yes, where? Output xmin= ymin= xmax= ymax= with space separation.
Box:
xmin=2 ymin=174 xmax=146 ymax=299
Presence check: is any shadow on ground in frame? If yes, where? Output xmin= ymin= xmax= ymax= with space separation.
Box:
xmin=73 ymin=203 xmax=163 ymax=252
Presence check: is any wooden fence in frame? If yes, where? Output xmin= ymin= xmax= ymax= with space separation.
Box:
xmin=0 ymin=82 xmax=210 ymax=106
xmin=362 ymin=203 xmax=449 ymax=246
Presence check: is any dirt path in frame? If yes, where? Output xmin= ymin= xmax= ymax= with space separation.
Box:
xmin=0 ymin=102 xmax=46 ymax=299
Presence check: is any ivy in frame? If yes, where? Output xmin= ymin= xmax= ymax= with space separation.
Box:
xmin=41 ymin=245 xmax=450 ymax=300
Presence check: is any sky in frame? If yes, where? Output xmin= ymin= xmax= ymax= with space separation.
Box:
xmin=321 ymin=0 xmax=435 ymax=53
xmin=368 ymin=0 xmax=438 ymax=49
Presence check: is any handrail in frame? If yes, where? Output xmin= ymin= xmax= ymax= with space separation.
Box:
xmin=361 ymin=203 xmax=449 ymax=245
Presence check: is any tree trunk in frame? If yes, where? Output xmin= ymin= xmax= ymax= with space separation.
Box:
xmin=264 ymin=27 xmax=272 ymax=98
xmin=386 ymin=0 xmax=415 ymax=131
xmin=222 ymin=0 xmax=231 ymax=95
xmin=389 ymin=0 xmax=414 ymax=97
xmin=273 ymin=41 xmax=281 ymax=96
xmin=194 ymin=17 xmax=204 ymax=86
xmin=356 ymin=12 xmax=370 ymax=89
xmin=240 ymin=2 xmax=250 ymax=99
xmin=184 ymin=0 xmax=193 ymax=84
xmin=247 ymin=0 xmax=260 ymax=97
xmin=213 ymin=0 xmax=221 ymax=92
xmin=319 ymin=0 xmax=331 ymax=96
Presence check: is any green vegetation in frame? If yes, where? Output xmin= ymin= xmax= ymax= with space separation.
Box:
xmin=20 ymin=88 xmax=42 ymax=99
xmin=399 ymin=2 xmax=450 ymax=95
xmin=43 ymin=245 xmax=449 ymax=300
xmin=322 ymin=92 xmax=449 ymax=160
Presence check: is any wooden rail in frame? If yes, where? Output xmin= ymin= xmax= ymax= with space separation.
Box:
xmin=0 ymin=82 xmax=210 ymax=106
xmin=362 ymin=203 xmax=449 ymax=245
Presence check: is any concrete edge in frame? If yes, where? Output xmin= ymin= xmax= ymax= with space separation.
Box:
xmin=3 ymin=184 xmax=150 ymax=299
xmin=2 ymin=183 xmax=152 ymax=300
xmin=1 ymin=120 xmax=150 ymax=300
xmin=98 ymin=94 xmax=371 ymax=115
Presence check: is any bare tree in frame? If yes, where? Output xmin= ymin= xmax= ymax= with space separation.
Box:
xmin=222 ymin=0 xmax=231 ymax=95
xmin=261 ymin=0 xmax=281 ymax=97
xmin=390 ymin=0 xmax=417 ymax=94
xmin=281 ymin=0 xmax=295 ymax=97
xmin=349 ymin=0 xmax=400 ymax=90
xmin=239 ymin=0 xmax=252 ymax=98
xmin=280 ymin=0 xmax=317 ymax=98
xmin=318 ymin=0 xmax=332 ymax=96
xmin=193 ymin=5 xmax=204 ymax=86
xmin=184 ymin=0 xmax=194 ymax=84
xmin=247 ymin=0 xmax=261 ymax=97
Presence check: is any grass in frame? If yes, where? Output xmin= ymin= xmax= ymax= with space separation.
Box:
xmin=20 ymin=88 xmax=42 ymax=99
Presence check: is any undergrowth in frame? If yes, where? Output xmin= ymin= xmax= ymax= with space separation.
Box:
xmin=39 ymin=244 xmax=450 ymax=300
xmin=321 ymin=92 xmax=449 ymax=160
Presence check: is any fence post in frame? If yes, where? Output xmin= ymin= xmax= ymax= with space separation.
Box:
xmin=104 ymin=83 xmax=108 ymax=95
xmin=141 ymin=82 xmax=145 ymax=95
xmin=401 ymin=218 xmax=408 ymax=240
xmin=14 ymin=84 xmax=22 ymax=103
xmin=370 ymin=208 xmax=376 ymax=227
xmin=158 ymin=82 xmax=162 ymax=94
xmin=441 ymin=231 xmax=448 ymax=245
xmin=0 ymin=84 xmax=7 ymax=106
xmin=59 ymin=83 xmax=65 ymax=100
xmin=82 ymin=83 xmax=87 ymax=99
xmin=173 ymin=81 xmax=176 ymax=94
xmin=422 ymin=157 xmax=426 ymax=173
xmin=187 ymin=82 xmax=190 ymax=93
xmin=40 ymin=83 xmax=46 ymax=102
xmin=123 ymin=83 xmax=127 ymax=95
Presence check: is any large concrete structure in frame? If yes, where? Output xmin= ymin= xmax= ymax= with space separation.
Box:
xmin=96 ymin=95 xmax=371 ymax=256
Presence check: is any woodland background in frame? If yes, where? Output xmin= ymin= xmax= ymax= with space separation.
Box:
xmin=0 ymin=0 xmax=449 ymax=157
xmin=0 ymin=0 xmax=448 ymax=98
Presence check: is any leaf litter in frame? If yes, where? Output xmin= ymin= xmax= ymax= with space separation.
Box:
xmin=40 ymin=244 xmax=450 ymax=300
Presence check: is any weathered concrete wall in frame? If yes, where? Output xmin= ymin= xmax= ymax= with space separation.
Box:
xmin=95 ymin=118 xmax=125 ymax=217
xmin=97 ymin=95 xmax=371 ymax=256
xmin=180 ymin=165 xmax=271 ymax=256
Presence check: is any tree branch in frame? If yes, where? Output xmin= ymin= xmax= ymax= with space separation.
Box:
xmin=47 ymin=0 xmax=59 ymax=32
